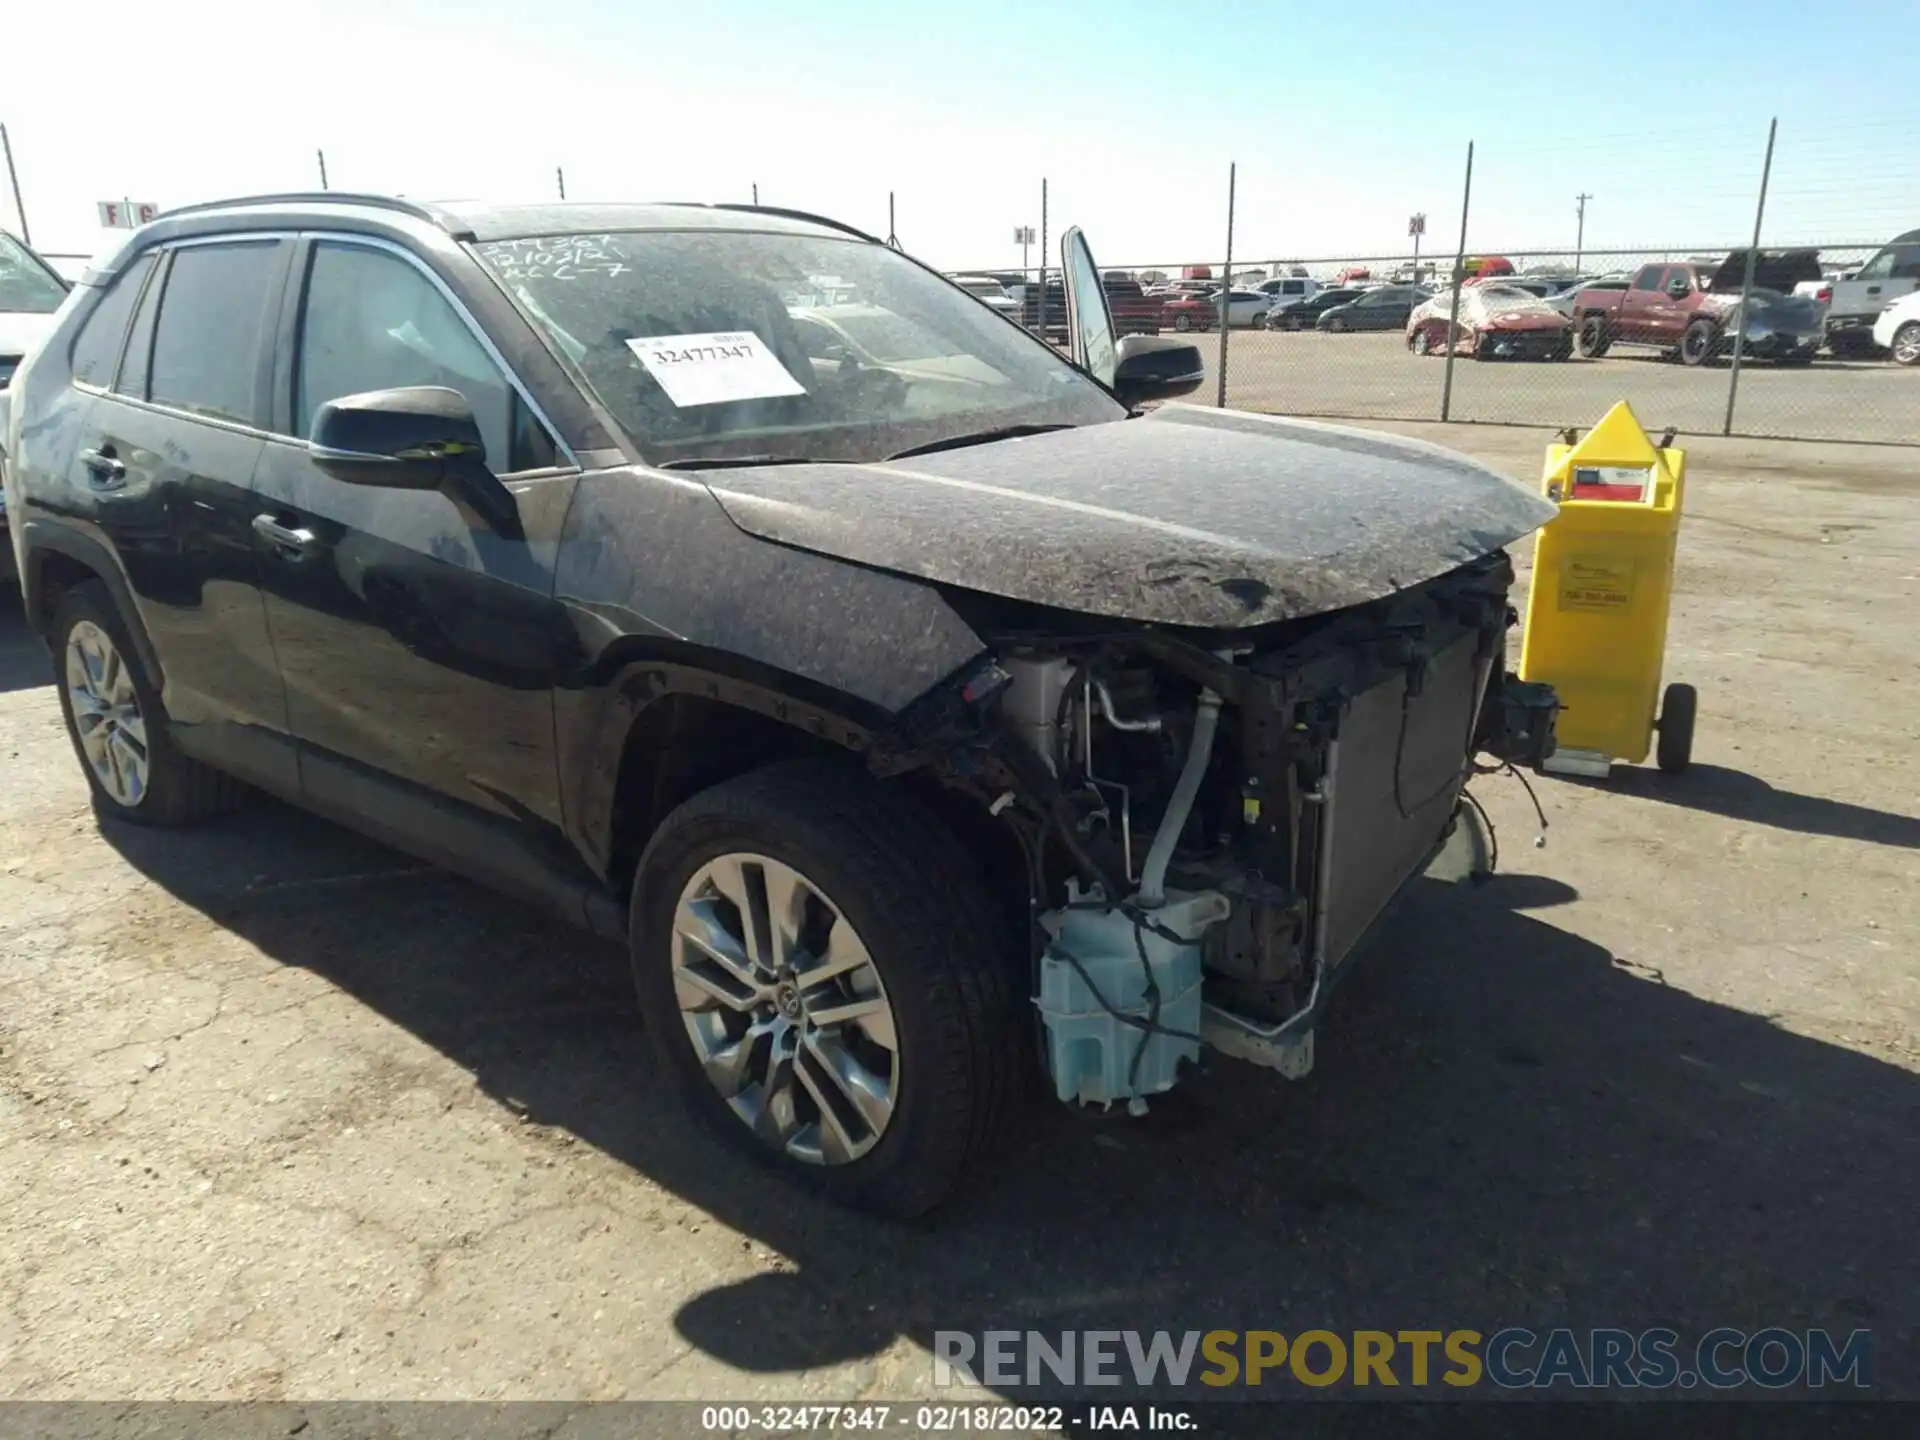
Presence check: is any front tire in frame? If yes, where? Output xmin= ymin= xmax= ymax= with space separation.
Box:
xmin=1891 ymin=322 xmax=1920 ymax=367
xmin=51 ymin=581 xmax=244 ymax=826
xmin=1575 ymin=315 xmax=1611 ymax=357
xmin=630 ymin=760 xmax=1024 ymax=1218
xmin=1173 ymin=313 xmax=1192 ymax=333
xmin=1410 ymin=328 xmax=1432 ymax=356
xmin=1328 ymin=315 xmax=1348 ymax=333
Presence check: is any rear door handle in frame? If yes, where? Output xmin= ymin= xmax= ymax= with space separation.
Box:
xmin=79 ymin=447 xmax=126 ymax=487
xmin=252 ymin=513 xmax=321 ymax=558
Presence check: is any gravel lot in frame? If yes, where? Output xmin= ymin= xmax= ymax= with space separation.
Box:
xmin=1207 ymin=330 xmax=1920 ymax=445
xmin=2 ymin=423 xmax=1916 ymax=1406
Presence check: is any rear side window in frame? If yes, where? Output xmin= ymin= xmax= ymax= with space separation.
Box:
xmin=117 ymin=254 xmax=167 ymax=400
xmin=149 ymin=241 xmax=283 ymax=426
xmin=67 ymin=254 xmax=155 ymax=387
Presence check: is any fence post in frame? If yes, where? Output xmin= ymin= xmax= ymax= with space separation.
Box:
xmin=2 ymin=124 xmax=29 ymax=244
xmin=1723 ymin=118 xmax=1778 ymax=437
xmin=1039 ymin=178 xmax=1048 ymax=338
xmin=1217 ymin=161 xmax=1236 ymax=408
xmin=1439 ymin=140 xmax=1474 ymax=423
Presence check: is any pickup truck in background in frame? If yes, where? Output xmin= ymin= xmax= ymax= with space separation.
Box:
xmin=1795 ymin=228 xmax=1920 ymax=355
xmin=1570 ymin=251 xmax=1827 ymax=366
xmin=1102 ymin=276 xmax=1165 ymax=335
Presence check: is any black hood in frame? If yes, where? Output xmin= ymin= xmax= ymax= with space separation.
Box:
xmin=699 ymin=406 xmax=1557 ymax=629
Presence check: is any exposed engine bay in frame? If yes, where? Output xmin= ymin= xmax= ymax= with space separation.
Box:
xmin=877 ymin=551 xmax=1560 ymax=1112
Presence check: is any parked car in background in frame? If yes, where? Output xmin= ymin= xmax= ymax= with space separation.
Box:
xmin=1406 ymin=285 xmax=1573 ymax=360
xmin=1571 ymin=253 xmax=1825 ymax=365
xmin=1796 ymin=228 xmax=1920 ymax=355
xmin=1316 ymin=285 xmax=1429 ymax=332
xmin=0 ymin=229 xmax=71 ymax=583
xmin=1332 ymin=266 xmax=1372 ymax=285
xmin=1255 ymin=275 xmax=1320 ymax=318
xmin=1546 ymin=277 xmax=1620 ymax=317
xmin=950 ymin=274 xmax=1024 ymax=323
xmin=1102 ymin=275 xmax=1165 ymax=335
xmin=1274 ymin=287 xmax=1363 ymax=330
xmin=1 ymin=230 xmax=69 ymax=392
xmin=1160 ymin=292 xmax=1217 ymax=332
xmin=1214 ymin=289 xmax=1273 ymax=328
xmin=1872 ymin=291 xmax=1920 ymax=366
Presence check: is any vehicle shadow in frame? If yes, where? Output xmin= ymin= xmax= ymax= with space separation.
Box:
xmin=1567 ymin=764 xmax=1920 ymax=850
xmin=100 ymin=800 xmax=1917 ymax=1411
xmin=0 ymin=589 xmax=52 ymax=695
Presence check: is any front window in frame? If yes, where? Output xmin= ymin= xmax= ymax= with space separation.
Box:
xmin=474 ymin=227 xmax=1122 ymax=466
xmin=0 ymin=232 xmax=67 ymax=315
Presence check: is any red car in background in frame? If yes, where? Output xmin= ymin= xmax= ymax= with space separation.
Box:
xmin=1161 ymin=293 xmax=1218 ymax=332
xmin=1406 ymin=285 xmax=1573 ymax=360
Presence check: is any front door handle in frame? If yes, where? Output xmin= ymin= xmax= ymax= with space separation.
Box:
xmin=79 ymin=447 xmax=126 ymax=488
xmin=252 ymin=513 xmax=321 ymax=559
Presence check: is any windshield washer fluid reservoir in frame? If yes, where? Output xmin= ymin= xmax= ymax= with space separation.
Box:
xmin=1036 ymin=885 xmax=1230 ymax=1112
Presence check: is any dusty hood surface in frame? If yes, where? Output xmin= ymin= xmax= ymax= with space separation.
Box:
xmin=700 ymin=406 xmax=1557 ymax=628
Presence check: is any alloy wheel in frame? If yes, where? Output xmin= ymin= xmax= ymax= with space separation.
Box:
xmin=1893 ymin=323 xmax=1920 ymax=367
xmin=672 ymin=852 xmax=899 ymax=1166
xmin=64 ymin=621 xmax=150 ymax=807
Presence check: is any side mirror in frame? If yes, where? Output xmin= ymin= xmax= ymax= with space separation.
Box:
xmin=1667 ymin=281 xmax=1690 ymax=299
xmin=309 ymin=386 xmax=488 ymax=489
xmin=309 ymin=386 xmax=520 ymax=535
xmin=1111 ymin=334 xmax=1204 ymax=407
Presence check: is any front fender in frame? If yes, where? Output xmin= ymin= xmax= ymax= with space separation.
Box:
xmin=550 ymin=467 xmax=990 ymax=875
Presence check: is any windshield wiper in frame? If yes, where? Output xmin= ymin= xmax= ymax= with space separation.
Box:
xmin=657 ymin=455 xmax=830 ymax=471
xmin=886 ymin=423 xmax=1075 ymax=461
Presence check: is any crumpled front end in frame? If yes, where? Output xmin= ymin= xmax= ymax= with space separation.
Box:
xmin=882 ymin=551 xmax=1559 ymax=1108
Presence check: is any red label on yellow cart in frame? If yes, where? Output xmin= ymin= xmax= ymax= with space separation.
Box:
xmin=1558 ymin=555 xmax=1637 ymax=611
xmin=1570 ymin=465 xmax=1652 ymax=502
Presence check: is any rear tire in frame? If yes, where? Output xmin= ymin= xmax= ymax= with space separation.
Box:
xmin=1173 ymin=314 xmax=1192 ymax=333
xmin=51 ymin=581 xmax=245 ymax=826
xmin=1328 ymin=315 xmax=1348 ymax=333
xmin=629 ymin=760 xmax=1025 ymax=1218
xmin=1410 ymin=328 xmax=1432 ymax=356
xmin=1892 ymin=322 xmax=1920 ymax=367
xmin=1656 ymin=683 xmax=1697 ymax=775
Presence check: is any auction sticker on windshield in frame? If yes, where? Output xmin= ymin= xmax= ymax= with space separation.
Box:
xmin=625 ymin=332 xmax=806 ymax=408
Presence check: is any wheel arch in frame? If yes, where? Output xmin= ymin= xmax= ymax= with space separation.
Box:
xmin=20 ymin=520 xmax=163 ymax=685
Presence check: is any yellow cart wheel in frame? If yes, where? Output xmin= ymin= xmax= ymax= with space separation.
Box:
xmin=1656 ymin=683 xmax=1697 ymax=774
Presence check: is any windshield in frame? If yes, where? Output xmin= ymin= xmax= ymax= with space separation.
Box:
xmin=475 ymin=228 xmax=1121 ymax=465
xmin=0 ymin=232 xmax=68 ymax=315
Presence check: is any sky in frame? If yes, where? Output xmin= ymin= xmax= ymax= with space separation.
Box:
xmin=7 ymin=0 xmax=1919 ymax=274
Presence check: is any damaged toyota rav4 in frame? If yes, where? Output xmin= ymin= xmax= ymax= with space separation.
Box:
xmin=2 ymin=196 xmax=1560 ymax=1216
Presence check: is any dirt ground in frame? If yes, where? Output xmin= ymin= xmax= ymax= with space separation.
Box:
xmin=1 ymin=422 xmax=1915 ymax=1406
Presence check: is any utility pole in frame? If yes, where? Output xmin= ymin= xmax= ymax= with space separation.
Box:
xmin=317 ymin=149 xmax=329 ymax=191
xmin=1575 ymin=192 xmax=1592 ymax=272
xmin=752 ymin=183 xmax=759 ymax=205
xmin=556 ymin=167 xmax=567 ymax=200
xmin=2 ymin=124 xmax=29 ymax=244
xmin=887 ymin=191 xmax=899 ymax=249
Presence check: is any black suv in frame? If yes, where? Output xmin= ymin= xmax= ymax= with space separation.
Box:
xmin=1 ymin=194 xmax=1557 ymax=1215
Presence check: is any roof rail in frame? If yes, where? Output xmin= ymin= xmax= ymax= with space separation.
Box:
xmin=703 ymin=203 xmax=884 ymax=246
xmin=155 ymin=192 xmax=474 ymax=240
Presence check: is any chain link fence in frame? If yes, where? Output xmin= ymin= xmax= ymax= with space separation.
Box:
xmin=955 ymin=237 xmax=1915 ymax=446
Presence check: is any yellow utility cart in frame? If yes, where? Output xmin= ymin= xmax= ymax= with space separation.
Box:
xmin=1519 ymin=400 xmax=1696 ymax=779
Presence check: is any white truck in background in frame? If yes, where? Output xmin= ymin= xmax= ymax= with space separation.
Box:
xmin=1796 ymin=228 xmax=1920 ymax=355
